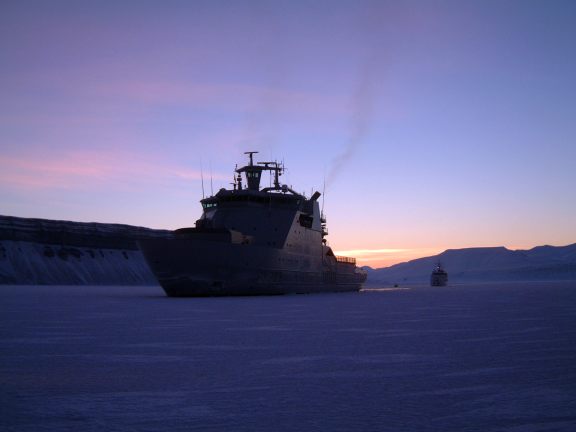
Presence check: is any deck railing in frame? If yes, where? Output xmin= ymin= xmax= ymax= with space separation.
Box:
xmin=335 ymin=256 xmax=356 ymax=265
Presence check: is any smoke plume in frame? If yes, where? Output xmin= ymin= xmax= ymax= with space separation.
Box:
xmin=326 ymin=54 xmax=380 ymax=187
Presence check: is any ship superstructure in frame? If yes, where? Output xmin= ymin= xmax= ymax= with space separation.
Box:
xmin=431 ymin=263 xmax=448 ymax=287
xmin=139 ymin=152 xmax=367 ymax=296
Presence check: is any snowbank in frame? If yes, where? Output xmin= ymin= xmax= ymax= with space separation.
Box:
xmin=0 ymin=215 xmax=171 ymax=285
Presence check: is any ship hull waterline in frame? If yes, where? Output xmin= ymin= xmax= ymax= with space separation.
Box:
xmin=139 ymin=238 xmax=365 ymax=297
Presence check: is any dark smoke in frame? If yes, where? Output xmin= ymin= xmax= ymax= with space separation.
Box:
xmin=326 ymin=56 xmax=379 ymax=187
xmin=327 ymin=0 xmax=385 ymax=187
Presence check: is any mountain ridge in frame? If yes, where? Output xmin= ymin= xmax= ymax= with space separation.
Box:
xmin=365 ymin=244 xmax=576 ymax=285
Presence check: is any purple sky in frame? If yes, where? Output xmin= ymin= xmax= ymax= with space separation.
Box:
xmin=1 ymin=0 xmax=575 ymax=267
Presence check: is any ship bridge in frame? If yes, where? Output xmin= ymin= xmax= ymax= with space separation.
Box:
xmin=235 ymin=151 xmax=265 ymax=191
xmin=195 ymin=152 xmax=324 ymax=247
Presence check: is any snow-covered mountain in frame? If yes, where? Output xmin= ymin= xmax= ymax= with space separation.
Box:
xmin=0 ymin=215 xmax=172 ymax=285
xmin=365 ymin=244 xmax=576 ymax=285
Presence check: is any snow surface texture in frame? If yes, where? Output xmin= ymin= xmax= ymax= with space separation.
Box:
xmin=0 ymin=215 xmax=170 ymax=285
xmin=1 ymin=282 xmax=575 ymax=431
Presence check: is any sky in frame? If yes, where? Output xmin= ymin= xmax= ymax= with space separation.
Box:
xmin=1 ymin=0 xmax=575 ymax=268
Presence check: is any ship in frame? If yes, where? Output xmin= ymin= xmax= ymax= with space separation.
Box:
xmin=430 ymin=263 xmax=448 ymax=286
xmin=139 ymin=152 xmax=367 ymax=296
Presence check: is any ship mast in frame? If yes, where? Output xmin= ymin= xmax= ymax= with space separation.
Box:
xmin=244 ymin=151 xmax=258 ymax=166
xmin=234 ymin=152 xmax=302 ymax=196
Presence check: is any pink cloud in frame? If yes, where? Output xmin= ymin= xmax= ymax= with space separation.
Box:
xmin=0 ymin=149 xmax=213 ymax=191
xmin=86 ymin=80 xmax=350 ymax=117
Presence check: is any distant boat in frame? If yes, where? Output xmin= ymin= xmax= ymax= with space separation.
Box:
xmin=431 ymin=263 xmax=448 ymax=286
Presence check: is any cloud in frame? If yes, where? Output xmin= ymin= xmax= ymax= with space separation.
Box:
xmin=86 ymin=80 xmax=347 ymax=117
xmin=0 ymin=149 xmax=217 ymax=191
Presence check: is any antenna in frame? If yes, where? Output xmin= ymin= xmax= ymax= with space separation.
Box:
xmin=321 ymin=174 xmax=326 ymax=216
xmin=244 ymin=151 xmax=259 ymax=166
xmin=209 ymin=161 xmax=214 ymax=196
xmin=273 ymin=161 xmax=280 ymax=188
xmin=200 ymin=160 xmax=205 ymax=199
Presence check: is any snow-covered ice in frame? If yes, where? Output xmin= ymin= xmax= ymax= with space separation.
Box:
xmin=1 ymin=282 xmax=575 ymax=431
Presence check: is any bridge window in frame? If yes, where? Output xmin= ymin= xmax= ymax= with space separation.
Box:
xmin=298 ymin=214 xmax=313 ymax=228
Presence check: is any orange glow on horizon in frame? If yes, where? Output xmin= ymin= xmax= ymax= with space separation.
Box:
xmin=334 ymin=247 xmax=445 ymax=268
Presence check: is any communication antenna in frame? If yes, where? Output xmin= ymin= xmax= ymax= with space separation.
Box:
xmin=209 ymin=161 xmax=214 ymax=196
xmin=244 ymin=151 xmax=258 ymax=166
xmin=321 ymin=173 xmax=326 ymax=216
xmin=200 ymin=160 xmax=205 ymax=199
xmin=231 ymin=166 xmax=237 ymax=191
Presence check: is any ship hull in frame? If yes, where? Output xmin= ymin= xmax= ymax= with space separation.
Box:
xmin=139 ymin=238 xmax=365 ymax=297
xmin=159 ymin=278 xmax=362 ymax=297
